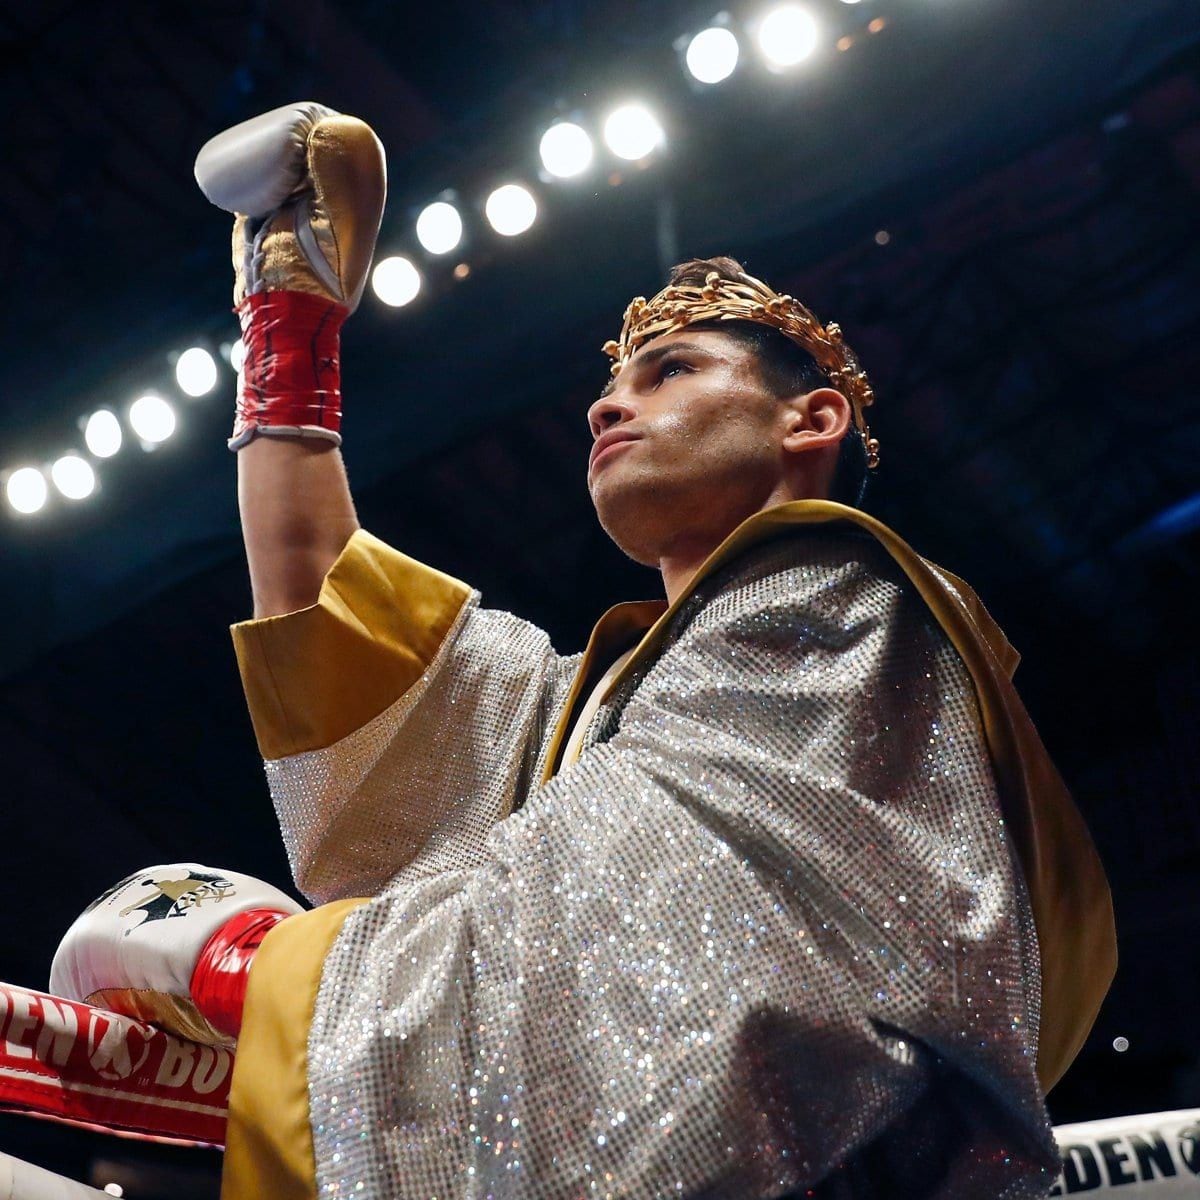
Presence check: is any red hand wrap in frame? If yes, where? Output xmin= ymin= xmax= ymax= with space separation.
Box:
xmin=231 ymin=290 xmax=348 ymax=450
xmin=189 ymin=907 xmax=292 ymax=1039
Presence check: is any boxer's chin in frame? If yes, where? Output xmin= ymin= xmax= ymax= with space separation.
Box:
xmin=590 ymin=471 xmax=679 ymax=568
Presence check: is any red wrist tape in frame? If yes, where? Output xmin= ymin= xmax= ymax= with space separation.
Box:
xmin=231 ymin=290 xmax=348 ymax=450
xmin=190 ymin=908 xmax=292 ymax=1040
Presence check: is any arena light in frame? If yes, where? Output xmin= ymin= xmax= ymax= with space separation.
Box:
xmin=602 ymin=103 xmax=664 ymax=161
xmin=485 ymin=184 xmax=538 ymax=236
xmin=175 ymin=346 xmax=218 ymax=397
xmin=128 ymin=393 xmax=177 ymax=444
xmin=757 ymin=4 xmax=820 ymax=69
xmin=539 ymin=122 xmax=594 ymax=178
xmin=229 ymin=337 xmax=246 ymax=374
xmin=371 ymin=256 xmax=422 ymax=307
xmin=415 ymin=201 xmax=463 ymax=255
xmin=84 ymin=409 xmax=122 ymax=458
xmin=51 ymin=454 xmax=96 ymax=500
xmin=6 ymin=467 xmax=48 ymax=515
xmin=685 ymin=27 xmax=740 ymax=84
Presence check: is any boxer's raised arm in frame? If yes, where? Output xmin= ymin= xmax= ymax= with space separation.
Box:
xmin=238 ymin=439 xmax=358 ymax=618
xmin=194 ymin=102 xmax=386 ymax=617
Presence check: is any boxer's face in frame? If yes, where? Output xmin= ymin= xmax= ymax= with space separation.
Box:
xmin=586 ymin=328 xmax=839 ymax=569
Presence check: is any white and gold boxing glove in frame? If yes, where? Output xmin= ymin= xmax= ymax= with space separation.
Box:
xmin=49 ymin=863 xmax=303 ymax=1046
xmin=194 ymin=101 xmax=387 ymax=449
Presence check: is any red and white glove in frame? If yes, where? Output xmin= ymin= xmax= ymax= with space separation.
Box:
xmin=193 ymin=101 xmax=387 ymax=450
xmin=49 ymin=864 xmax=303 ymax=1045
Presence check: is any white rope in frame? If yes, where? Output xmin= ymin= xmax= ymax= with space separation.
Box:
xmin=1051 ymin=1108 xmax=1200 ymax=1195
xmin=0 ymin=1153 xmax=111 ymax=1200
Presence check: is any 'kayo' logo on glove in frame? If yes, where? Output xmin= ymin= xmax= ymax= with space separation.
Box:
xmin=84 ymin=870 xmax=237 ymax=935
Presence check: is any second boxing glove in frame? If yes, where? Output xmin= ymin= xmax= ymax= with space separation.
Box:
xmin=49 ymin=863 xmax=303 ymax=1045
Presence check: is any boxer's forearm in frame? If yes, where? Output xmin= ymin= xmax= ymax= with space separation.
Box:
xmin=238 ymin=437 xmax=360 ymax=618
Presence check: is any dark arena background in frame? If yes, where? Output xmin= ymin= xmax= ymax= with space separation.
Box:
xmin=1 ymin=0 xmax=1198 ymax=1195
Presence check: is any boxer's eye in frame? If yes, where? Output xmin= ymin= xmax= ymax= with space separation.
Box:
xmin=657 ymin=357 xmax=692 ymax=384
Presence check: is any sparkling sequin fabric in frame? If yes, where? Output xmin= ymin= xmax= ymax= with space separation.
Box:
xmin=266 ymin=532 xmax=1060 ymax=1198
xmin=265 ymin=600 xmax=580 ymax=903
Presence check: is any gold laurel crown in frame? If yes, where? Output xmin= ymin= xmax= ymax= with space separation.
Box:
xmin=602 ymin=270 xmax=879 ymax=469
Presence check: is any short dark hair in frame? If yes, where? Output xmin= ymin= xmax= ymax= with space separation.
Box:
xmin=667 ymin=256 xmax=870 ymax=508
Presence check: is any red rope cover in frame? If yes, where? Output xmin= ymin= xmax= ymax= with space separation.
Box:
xmin=0 ymin=982 xmax=229 ymax=1145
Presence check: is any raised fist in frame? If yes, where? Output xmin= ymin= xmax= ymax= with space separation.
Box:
xmin=194 ymin=102 xmax=388 ymax=448
xmin=195 ymin=100 xmax=386 ymax=311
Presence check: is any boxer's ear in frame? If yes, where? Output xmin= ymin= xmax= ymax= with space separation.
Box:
xmin=780 ymin=387 xmax=851 ymax=455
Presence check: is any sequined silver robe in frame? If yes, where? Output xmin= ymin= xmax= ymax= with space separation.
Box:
xmin=225 ymin=512 xmax=1080 ymax=1199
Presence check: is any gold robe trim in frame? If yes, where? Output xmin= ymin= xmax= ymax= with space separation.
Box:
xmin=231 ymin=530 xmax=472 ymax=760
xmin=221 ymin=899 xmax=367 ymax=1200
